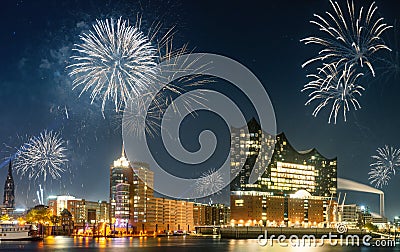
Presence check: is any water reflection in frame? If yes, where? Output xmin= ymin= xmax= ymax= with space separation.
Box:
xmin=0 ymin=236 xmax=393 ymax=251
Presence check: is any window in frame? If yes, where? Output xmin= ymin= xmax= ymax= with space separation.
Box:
xmin=235 ymin=199 xmax=244 ymax=207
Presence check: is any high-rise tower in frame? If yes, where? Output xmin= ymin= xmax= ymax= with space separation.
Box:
xmin=3 ymin=161 xmax=15 ymax=209
xmin=109 ymin=145 xmax=133 ymax=228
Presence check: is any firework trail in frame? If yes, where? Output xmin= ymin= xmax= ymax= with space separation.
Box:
xmin=67 ymin=17 xmax=159 ymax=114
xmin=14 ymin=130 xmax=68 ymax=182
xmin=36 ymin=184 xmax=44 ymax=205
xmin=194 ymin=168 xmax=225 ymax=197
xmin=301 ymin=0 xmax=392 ymax=76
xmin=302 ymin=61 xmax=364 ymax=124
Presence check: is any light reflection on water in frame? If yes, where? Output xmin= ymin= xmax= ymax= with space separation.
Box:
xmin=0 ymin=236 xmax=396 ymax=251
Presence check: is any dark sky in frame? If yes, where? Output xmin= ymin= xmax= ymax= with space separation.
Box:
xmin=1 ymin=0 xmax=400 ymax=219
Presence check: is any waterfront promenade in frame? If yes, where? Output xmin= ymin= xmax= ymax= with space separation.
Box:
xmin=219 ymin=227 xmax=374 ymax=239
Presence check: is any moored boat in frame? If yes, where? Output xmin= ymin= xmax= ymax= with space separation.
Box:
xmin=0 ymin=221 xmax=42 ymax=241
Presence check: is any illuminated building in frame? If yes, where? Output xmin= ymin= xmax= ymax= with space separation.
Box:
xmin=162 ymin=198 xmax=176 ymax=232
xmin=193 ymin=203 xmax=230 ymax=226
xmin=230 ymin=118 xmax=337 ymax=227
xmin=115 ymin=183 xmax=130 ymax=227
xmin=131 ymin=162 xmax=154 ymax=232
xmin=212 ymin=204 xmax=230 ymax=226
xmin=230 ymin=194 xmax=263 ymax=227
xmin=230 ymin=118 xmax=276 ymax=191
xmin=340 ymin=204 xmax=363 ymax=229
xmin=47 ymin=195 xmax=110 ymax=229
xmin=67 ymin=199 xmax=86 ymax=227
xmin=109 ymin=146 xmax=133 ymax=228
xmin=48 ymin=195 xmax=76 ymax=216
xmin=60 ymin=209 xmax=73 ymax=235
xmin=107 ymin=146 xmax=229 ymax=233
xmin=193 ymin=203 xmax=207 ymax=226
xmin=176 ymin=201 xmax=194 ymax=231
xmin=98 ymin=201 xmax=109 ymax=223
xmin=136 ymin=197 xmax=194 ymax=233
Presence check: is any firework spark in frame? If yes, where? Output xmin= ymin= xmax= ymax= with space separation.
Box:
xmin=302 ymin=61 xmax=365 ymax=123
xmin=301 ymin=0 xmax=392 ymax=76
xmin=68 ymin=17 xmax=159 ymax=113
xmin=195 ymin=168 xmax=225 ymax=197
xmin=14 ymin=130 xmax=68 ymax=182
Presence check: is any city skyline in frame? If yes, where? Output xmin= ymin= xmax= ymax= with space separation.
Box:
xmin=1 ymin=0 xmax=400 ymax=220
xmin=37 ymin=136 xmax=386 ymax=232
xmin=0 ymin=117 xmax=397 ymax=220
xmin=32 ymin=131 xmax=387 ymax=218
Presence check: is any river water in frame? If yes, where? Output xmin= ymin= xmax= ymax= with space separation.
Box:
xmin=0 ymin=236 xmax=397 ymax=251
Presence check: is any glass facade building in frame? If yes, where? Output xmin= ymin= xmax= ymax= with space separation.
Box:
xmin=230 ymin=118 xmax=337 ymax=227
xmin=230 ymin=118 xmax=337 ymax=197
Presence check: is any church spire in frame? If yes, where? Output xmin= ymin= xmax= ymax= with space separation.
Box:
xmin=8 ymin=161 xmax=12 ymax=175
xmin=3 ymin=160 xmax=15 ymax=209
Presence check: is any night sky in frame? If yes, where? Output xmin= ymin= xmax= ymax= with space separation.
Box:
xmin=1 ymin=0 xmax=400 ymax=219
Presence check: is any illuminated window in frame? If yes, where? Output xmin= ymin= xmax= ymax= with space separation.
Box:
xmin=235 ymin=200 xmax=244 ymax=207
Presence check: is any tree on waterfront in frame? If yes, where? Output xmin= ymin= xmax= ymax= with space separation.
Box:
xmin=26 ymin=208 xmax=53 ymax=225
xmin=364 ymin=223 xmax=378 ymax=232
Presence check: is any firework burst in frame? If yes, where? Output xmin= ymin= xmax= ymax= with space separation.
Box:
xmin=368 ymin=166 xmax=391 ymax=188
xmin=194 ymin=168 xmax=225 ymax=197
xmin=301 ymin=0 xmax=392 ymax=76
xmin=119 ymin=38 xmax=212 ymax=138
xmin=371 ymin=145 xmax=400 ymax=175
xmin=302 ymin=61 xmax=365 ymax=123
xmin=70 ymin=16 xmax=212 ymax=136
xmin=14 ymin=130 xmax=68 ymax=182
xmin=68 ymin=17 xmax=159 ymax=113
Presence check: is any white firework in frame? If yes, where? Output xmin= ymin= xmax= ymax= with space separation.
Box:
xmin=14 ymin=130 xmax=68 ymax=182
xmin=368 ymin=166 xmax=391 ymax=188
xmin=371 ymin=145 xmax=400 ymax=175
xmin=302 ymin=61 xmax=365 ymax=123
xmin=119 ymin=40 xmax=212 ymax=138
xmin=301 ymin=0 xmax=392 ymax=76
xmin=195 ymin=168 xmax=225 ymax=197
xmin=68 ymin=17 xmax=159 ymax=113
